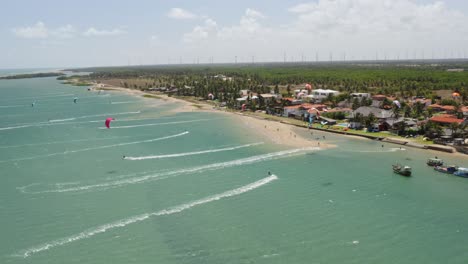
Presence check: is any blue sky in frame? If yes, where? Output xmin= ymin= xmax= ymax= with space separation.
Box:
xmin=1 ymin=0 xmax=468 ymax=69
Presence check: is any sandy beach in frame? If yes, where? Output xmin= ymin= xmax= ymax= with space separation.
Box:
xmin=95 ymin=85 xmax=330 ymax=149
xmin=94 ymin=84 xmax=466 ymax=156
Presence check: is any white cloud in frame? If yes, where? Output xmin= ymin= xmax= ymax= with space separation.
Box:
xmin=167 ymin=8 xmax=197 ymax=19
xmin=52 ymin=24 xmax=75 ymax=39
xmin=219 ymin=8 xmax=267 ymax=38
xmin=287 ymin=0 xmax=466 ymax=36
xmin=183 ymin=18 xmax=217 ymax=42
xmin=178 ymin=1 xmax=468 ymax=62
xmin=12 ymin=21 xmax=48 ymax=39
xmin=83 ymin=27 xmax=126 ymax=37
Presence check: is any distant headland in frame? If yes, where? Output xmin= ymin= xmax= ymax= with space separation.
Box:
xmin=0 ymin=72 xmax=65 ymax=80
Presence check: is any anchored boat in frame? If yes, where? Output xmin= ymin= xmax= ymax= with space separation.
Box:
xmin=393 ymin=164 xmax=412 ymax=177
xmin=427 ymin=158 xmax=443 ymax=167
xmin=434 ymin=165 xmax=458 ymax=174
xmin=454 ymin=168 xmax=468 ymax=178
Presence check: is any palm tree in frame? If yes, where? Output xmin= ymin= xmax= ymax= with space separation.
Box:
xmin=450 ymin=122 xmax=460 ymax=138
xmin=392 ymin=105 xmax=401 ymax=119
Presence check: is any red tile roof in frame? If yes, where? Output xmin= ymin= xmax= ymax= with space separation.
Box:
xmin=441 ymin=105 xmax=456 ymax=111
xmin=428 ymin=104 xmax=443 ymax=109
xmin=371 ymin=94 xmax=387 ymax=100
xmin=430 ymin=115 xmax=464 ymax=124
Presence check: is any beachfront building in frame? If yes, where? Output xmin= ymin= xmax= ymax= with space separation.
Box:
xmin=382 ymin=118 xmax=419 ymax=134
xmin=347 ymin=106 xmax=395 ymax=130
xmin=283 ymin=103 xmax=327 ymax=119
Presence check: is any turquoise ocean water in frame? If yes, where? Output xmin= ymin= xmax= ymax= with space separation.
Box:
xmin=1 ymin=76 xmax=468 ymax=264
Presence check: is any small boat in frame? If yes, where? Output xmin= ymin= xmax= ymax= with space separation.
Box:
xmin=454 ymin=167 xmax=468 ymax=178
xmin=434 ymin=165 xmax=458 ymax=174
xmin=393 ymin=164 xmax=412 ymax=177
xmin=427 ymin=158 xmax=443 ymax=166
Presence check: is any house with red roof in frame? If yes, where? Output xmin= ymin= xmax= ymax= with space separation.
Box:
xmin=429 ymin=114 xmax=464 ymax=125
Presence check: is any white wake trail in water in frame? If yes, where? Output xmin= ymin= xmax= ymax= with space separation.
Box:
xmin=0 ymin=93 xmax=75 ymax=102
xmin=124 ymin=142 xmax=264 ymax=160
xmin=16 ymin=175 xmax=278 ymax=258
xmin=105 ymin=118 xmax=212 ymax=129
xmin=48 ymin=118 xmax=76 ymax=122
xmin=24 ymin=147 xmax=315 ymax=193
xmin=49 ymin=111 xmax=141 ymax=122
xmin=0 ymin=132 xmax=189 ymax=163
xmin=110 ymin=101 xmax=136 ymax=104
xmin=0 ymin=111 xmax=141 ymax=131
xmin=351 ymin=148 xmax=406 ymax=153
xmin=0 ymin=134 xmax=154 ymax=149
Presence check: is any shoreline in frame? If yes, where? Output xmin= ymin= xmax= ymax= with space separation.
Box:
xmin=91 ymin=84 xmax=464 ymax=156
xmin=93 ymin=85 xmax=332 ymax=149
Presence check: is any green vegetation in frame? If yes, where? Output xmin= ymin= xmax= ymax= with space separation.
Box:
xmin=68 ymin=61 xmax=468 ymax=105
xmin=0 ymin=72 xmax=65 ymax=80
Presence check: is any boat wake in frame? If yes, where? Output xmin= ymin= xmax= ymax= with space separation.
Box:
xmin=348 ymin=147 xmax=406 ymax=153
xmin=0 ymin=132 xmax=189 ymax=164
xmin=0 ymin=93 xmax=75 ymax=103
xmin=103 ymin=118 xmax=213 ymax=129
xmin=110 ymin=101 xmax=136 ymax=104
xmin=20 ymin=147 xmax=316 ymax=194
xmin=124 ymin=142 xmax=264 ymax=160
xmin=0 ymin=134 xmax=155 ymax=149
xmin=0 ymin=111 xmax=141 ymax=131
xmin=15 ymin=175 xmax=278 ymax=258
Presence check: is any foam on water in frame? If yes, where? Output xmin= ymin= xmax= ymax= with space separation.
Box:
xmin=48 ymin=118 xmax=77 ymax=123
xmin=16 ymin=175 xmax=278 ymax=258
xmin=0 ymin=132 xmax=189 ymax=163
xmin=0 ymin=134 xmax=155 ymax=149
xmin=110 ymin=101 xmax=136 ymax=104
xmin=22 ymin=147 xmax=316 ymax=193
xmin=124 ymin=142 xmax=264 ymax=160
xmin=346 ymin=147 xmax=406 ymax=153
xmin=0 ymin=93 xmax=75 ymax=102
xmin=0 ymin=111 xmax=142 ymax=131
xmin=106 ymin=119 xmax=214 ymax=129
xmin=0 ymin=104 xmax=26 ymax=108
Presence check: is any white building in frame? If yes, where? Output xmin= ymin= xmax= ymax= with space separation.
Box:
xmin=310 ymin=89 xmax=339 ymax=102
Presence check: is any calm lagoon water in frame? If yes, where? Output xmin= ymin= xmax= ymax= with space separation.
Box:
xmin=1 ymin=77 xmax=468 ymax=264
